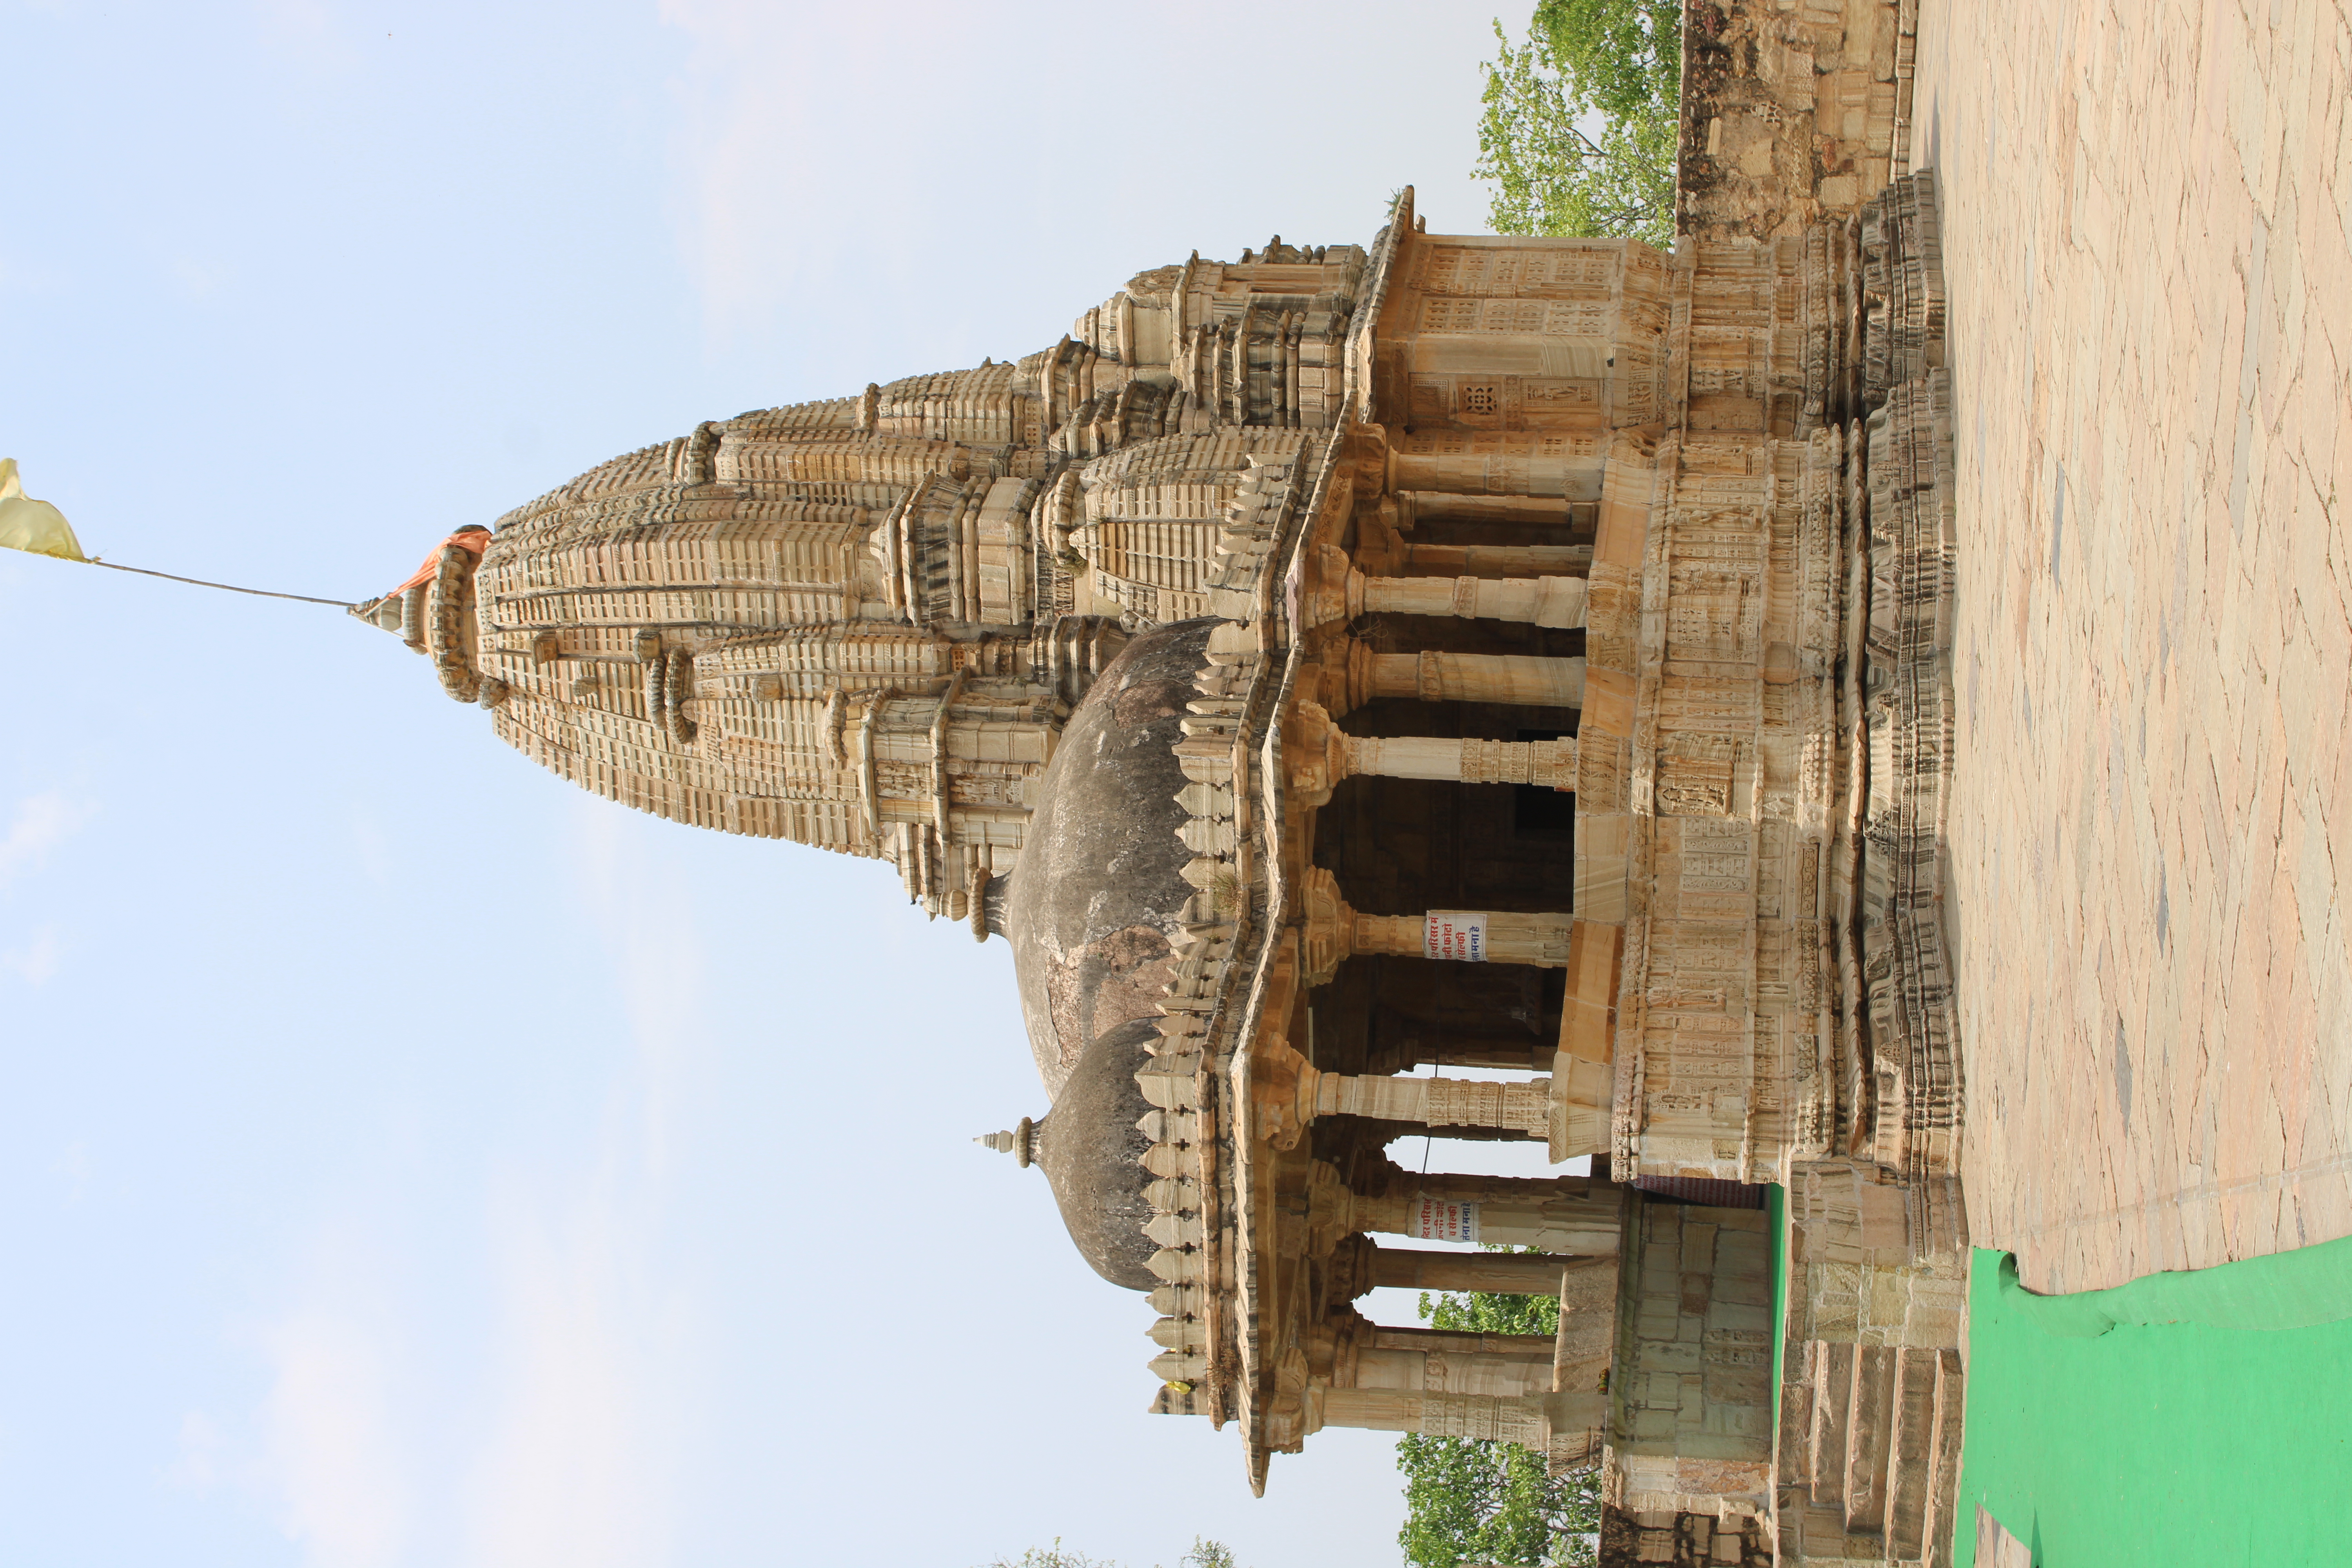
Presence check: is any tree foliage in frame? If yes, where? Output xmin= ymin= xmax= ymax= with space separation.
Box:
xmin=983 ymin=1545 xmax=1117 ymax=1568
xmin=1475 ymin=0 xmax=1682 ymax=245
xmin=980 ymin=1539 xmax=1237 ymax=1568
xmin=1396 ymin=1282 xmax=1601 ymax=1568
xmin=1420 ymin=1287 xmax=1561 ymax=1338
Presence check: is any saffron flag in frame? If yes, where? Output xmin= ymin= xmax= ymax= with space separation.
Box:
xmin=0 ymin=459 xmax=85 ymax=562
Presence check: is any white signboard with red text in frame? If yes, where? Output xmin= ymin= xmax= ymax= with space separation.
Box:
xmin=1423 ymin=911 xmax=1488 ymax=962
xmin=1409 ymin=1196 xmax=1481 ymax=1244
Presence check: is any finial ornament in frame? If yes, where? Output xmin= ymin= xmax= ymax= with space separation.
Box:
xmin=974 ymin=1115 xmax=1036 ymax=1167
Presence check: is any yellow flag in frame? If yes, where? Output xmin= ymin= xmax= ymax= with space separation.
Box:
xmin=0 ymin=458 xmax=86 ymax=562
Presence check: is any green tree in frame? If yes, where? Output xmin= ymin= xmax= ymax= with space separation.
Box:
xmin=980 ymin=1539 xmax=1239 ymax=1568
xmin=982 ymin=1546 xmax=1117 ymax=1568
xmin=1396 ymin=1281 xmax=1601 ymax=1568
xmin=1420 ymin=1287 xmax=1560 ymax=1338
xmin=1475 ymin=0 xmax=1682 ymax=245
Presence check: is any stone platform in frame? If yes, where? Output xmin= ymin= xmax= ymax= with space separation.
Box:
xmin=1916 ymin=0 xmax=2352 ymax=1293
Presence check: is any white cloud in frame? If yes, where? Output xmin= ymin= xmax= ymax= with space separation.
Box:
xmin=348 ymin=808 xmax=396 ymax=888
xmin=447 ymin=805 xmax=701 ymax=1568
xmin=0 ymin=789 xmax=94 ymax=886
xmin=49 ymin=1138 xmax=88 ymax=1204
xmin=655 ymin=1 xmax=958 ymax=350
xmin=1 ymin=927 xmax=62 ymax=984
xmin=216 ymin=807 xmax=702 ymax=1568
xmin=249 ymin=0 xmax=361 ymax=78
xmin=169 ymin=254 xmax=233 ymax=300
xmin=655 ymin=0 xmax=821 ymax=345
xmin=166 ymin=1410 xmax=228 ymax=1494
xmin=256 ymin=1308 xmax=411 ymax=1568
xmin=462 ymin=1192 xmax=681 ymax=1568
xmin=568 ymin=800 xmax=707 ymax=1178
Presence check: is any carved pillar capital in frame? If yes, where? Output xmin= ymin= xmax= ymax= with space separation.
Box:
xmin=1303 ymin=542 xmax=1366 ymax=628
xmin=1284 ymin=700 xmax=1352 ymax=809
xmin=1345 ymin=422 xmax=1392 ymax=499
xmin=1325 ymin=1233 xmax=1378 ymax=1301
xmin=1299 ymin=866 xmax=1356 ymax=986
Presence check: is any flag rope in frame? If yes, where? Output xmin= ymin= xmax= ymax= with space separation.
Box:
xmin=87 ymin=559 xmax=353 ymax=608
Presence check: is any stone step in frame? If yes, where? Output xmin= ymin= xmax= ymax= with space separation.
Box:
xmin=1842 ymin=1345 xmax=1899 ymax=1534
xmin=1883 ymin=1347 xmax=1942 ymax=1558
xmin=1976 ymin=1504 xmax=2034 ymax=1568
xmin=1779 ymin=1340 xmax=1817 ymax=1490
xmin=1808 ymin=1341 xmax=1856 ymax=1510
xmin=1921 ymin=1347 xmax=1968 ymax=1568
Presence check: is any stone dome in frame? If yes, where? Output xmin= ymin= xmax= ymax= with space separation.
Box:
xmin=1027 ymin=1015 xmax=1163 ymax=1290
xmin=996 ymin=616 xmax=1220 ymax=1291
xmin=1003 ymin=617 xmax=1217 ymax=1095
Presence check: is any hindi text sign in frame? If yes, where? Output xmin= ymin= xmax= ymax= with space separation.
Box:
xmin=1423 ymin=910 xmax=1488 ymax=962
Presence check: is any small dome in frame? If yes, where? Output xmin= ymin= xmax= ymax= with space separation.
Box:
xmin=1027 ymin=1016 xmax=1163 ymax=1290
xmin=1004 ymin=618 xmax=1217 ymax=1095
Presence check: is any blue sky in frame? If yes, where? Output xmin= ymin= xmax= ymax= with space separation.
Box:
xmin=0 ymin=4 xmax=1552 ymax=1565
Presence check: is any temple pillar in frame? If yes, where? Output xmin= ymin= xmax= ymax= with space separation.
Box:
xmin=1311 ymin=1163 xmax=1626 ymax=1256
xmin=1303 ymin=1069 xmax=1551 ymax=1138
xmin=1306 ymin=544 xmax=1586 ymax=631
xmin=1386 ymin=429 xmax=1606 ymax=502
xmin=1315 ymin=1387 xmax=1551 ymax=1445
xmin=1323 ymin=638 xmax=1585 ymax=714
xmin=1358 ymin=572 xmax=1586 ymax=626
xmin=1403 ymin=1170 xmax=1611 ymax=1204
xmin=1362 ymin=1244 xmax=1610 ymax=1296
xmin=1256 ymin=1036 xmax=1553 ymax=1151
xmin=1405 ymin=1172 xmax=1626 ymax=1256
xmin=1396 ymin=541 xmax=1592 ymax=579
xmin=1344 ymin=732 xmax=1575 ymax=785
xmin=1299 ymin=865 xmax=1576 ymax=981
xmin=1308 ymin=1308 xmax=1562 ymax=1404
xmin=1393 ymin=490 xmax=1582 ymax=529
xmin=1350 ymin=1343 xmax=1556 ymax=1399
xmin=1366 ymin=1325 xmax=1557 ymax=1360
xmin=1288 ymin=697 xmax=1573 ymax=805
xmin=1367 ymin=647 xmax=1583 ymax=707
xmin=1399 ymin=1031 xmax=1553 ymax=1072
xmin=1346 ymin=908 xmax=1571 ymax=967
xmin=1310 ymin=1379 xmax=1613 ymax=1450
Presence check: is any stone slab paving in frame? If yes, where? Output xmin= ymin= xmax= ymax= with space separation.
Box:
xmin=1912 ymin=0 xmax=2352 ymax=1292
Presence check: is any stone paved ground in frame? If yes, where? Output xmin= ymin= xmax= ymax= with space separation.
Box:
xmin=1913 ymin=0 xmax=2352 ymax=1292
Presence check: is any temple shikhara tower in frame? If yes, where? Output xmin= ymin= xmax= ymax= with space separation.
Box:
xmin=358 ymin=2 xmax=1969 ymax=1560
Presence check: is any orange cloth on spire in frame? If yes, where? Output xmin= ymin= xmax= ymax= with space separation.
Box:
xmin=384 ymin=527 xmax=491 ymax=599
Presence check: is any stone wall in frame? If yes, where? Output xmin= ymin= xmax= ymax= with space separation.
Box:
xmin=1600 ymin=1505 xmax=1773 ymax=1566
xmin=1607 ymin=1198 xmax=1776 ymax=1517
xmin=1676 ymin=0 xmax=1920 ymax=241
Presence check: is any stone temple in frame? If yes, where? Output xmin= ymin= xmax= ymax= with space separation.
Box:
xmin=357 ymin=2 xmax=1974 ymax=1559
